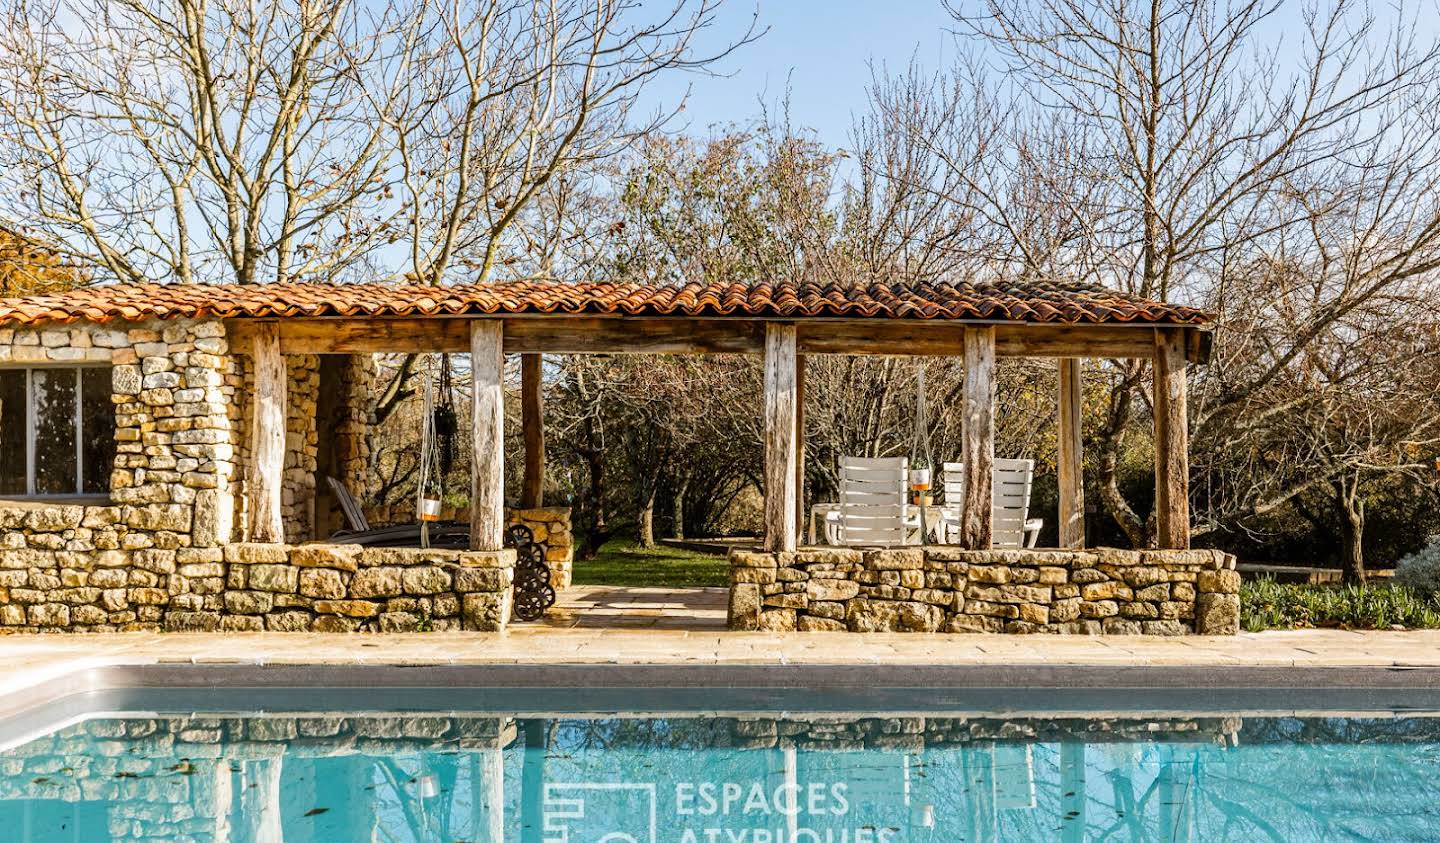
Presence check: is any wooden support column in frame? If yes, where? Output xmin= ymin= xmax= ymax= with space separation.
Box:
xmin=1154 ymin=329 xmax=1191 ymax=549
xmin=470 ymin=321 xmax=505 ymax=551
xmin=1057 ymin=358 xmax=1085 ymax=548
xmin=763 ymin=323 xmax=799 ymax=553
xmin=247 ymin=322 xmax=286 ymax=543
xmin=794 ymin=353 xmax=806 ymax=547
xmin=520 ymin=353 xmax=545 ymax=509
xmin=961 ymin=327 xmax=995 ymax=549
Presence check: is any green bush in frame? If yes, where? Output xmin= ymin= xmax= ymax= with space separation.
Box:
xmin=1241 ymin=577 xmax=1440 ymax=631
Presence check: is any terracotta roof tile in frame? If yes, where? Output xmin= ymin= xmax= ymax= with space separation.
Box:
xmin=0 ymin=280 xmax=1210 ymax=326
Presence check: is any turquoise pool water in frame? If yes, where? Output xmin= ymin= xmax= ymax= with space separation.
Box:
xmin=2 ymin=710 xmax=1439 ymax=841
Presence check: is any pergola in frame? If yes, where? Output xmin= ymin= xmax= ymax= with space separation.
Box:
xmin=1 ymin=279 xmax=1212 ymax=553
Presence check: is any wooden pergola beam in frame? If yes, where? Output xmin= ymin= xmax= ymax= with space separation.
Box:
xmin=226 ymin=316 xmax=1197 ymax=359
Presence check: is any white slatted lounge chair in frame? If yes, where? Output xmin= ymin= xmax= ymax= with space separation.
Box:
xmin=939 ymin=460 xmax=1043 ymax=548
xmin=824 ymin=456 xmax=921 ymax=547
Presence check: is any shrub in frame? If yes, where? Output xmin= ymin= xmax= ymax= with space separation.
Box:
xmin=1395 ymin=535 xmax=1440 ymax=596
xmin=1241 ymin=577 xmax=1440 ymax=631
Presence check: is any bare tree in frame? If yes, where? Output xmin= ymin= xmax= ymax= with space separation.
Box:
xmin=863 ymin=0 xmax=1440 ymax=548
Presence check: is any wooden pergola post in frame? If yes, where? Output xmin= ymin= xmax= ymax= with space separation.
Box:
xmin=470 ymin=321 xmax=505 ymax=551
xmin=1154 ymin=329 xmax=1191 ymax=549
xmin=1057 ymin=358 xmax=1085 ymax=548
xmin=794 ymin=353 xmax=806 ymax=547
xmin=247 ymin=321 xmax=286 ymax=543
xmin=961 ymin=326 xmax=995 ymax=549
xmin=520 ymin=353 xmax=545 ymax=509
xmin=763 ymin=323 xmax=799 ymax=553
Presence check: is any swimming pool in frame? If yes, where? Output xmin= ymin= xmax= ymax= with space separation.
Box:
xmin=2 ymin=666 xmax=1439 ymax=841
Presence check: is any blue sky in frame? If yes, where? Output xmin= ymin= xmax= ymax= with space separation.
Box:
xmin=639 ymin=2 xmax=957 ymax=149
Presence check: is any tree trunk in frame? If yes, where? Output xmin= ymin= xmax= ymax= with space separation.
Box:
xmin=1337 ymin=480 xmax=1367 ymax=585
xmin=638 ymin=486 xmax=656 ymax=547
xmin=671 ymin=478 xmax=687 ymax=541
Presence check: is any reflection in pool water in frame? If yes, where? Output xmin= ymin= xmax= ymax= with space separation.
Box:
xmin=1 ymin=711 xmax=1438 ymax=841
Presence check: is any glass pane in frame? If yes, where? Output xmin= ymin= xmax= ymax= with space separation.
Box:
xmin=32 ymin=369 xmax=77 ymax=495
xmin=0 ymin=370 xmax=24 ymax=494
xmin=80 ymin=368 xmax=116 ymax=494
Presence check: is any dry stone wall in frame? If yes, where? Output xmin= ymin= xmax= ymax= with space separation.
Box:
xmin=365 ymin=504 xmax=575 ymax=589
xmin=728 ymin=546 xmax=1241 ymax=635
xmin=170 ymin=543 xmax=515 ymax=632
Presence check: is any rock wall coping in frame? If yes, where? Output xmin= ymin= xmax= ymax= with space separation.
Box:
xmin=728 ymin=547 xmax=1241 ymax=635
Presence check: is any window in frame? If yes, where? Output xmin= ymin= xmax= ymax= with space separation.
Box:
xmin=0 ymin=367 xmax=116 ymax=497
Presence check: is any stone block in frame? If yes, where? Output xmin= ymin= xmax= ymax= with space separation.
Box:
xmin=220 ymin=615 xmax=264 ymax=632
xmin=756 ymin=609 xmax=797 ymax=631
xmin=944 ymin=614 xmax=1004 ymax=633
xmin=733 ymin=567 xmax=778 ymax=585
xmin=798 ymin=616 xmax=846 ymax=632
xmin=298 ymin=569 xmax=346 ymax=599
xmin=350 ymin=567 xmax=403 ymax=598
xmin=805 ymin=579 xmax=860 ymax=601
xmin=1051 ymin=597 xmax=1082 ymax=623
xmin=164 ymin=611 xmax=223 ymax=632
xmin=1142 ymin=620 xmax=1189 ymax=636
xmin=313 ymin=615 xmax=360 ymax=632
xmin=1017 ymin=603 xmax=1049 ymax=625
xmin=869 ymin=549 xmax=925 ymax=570
xmin=248 ymin=564 xmax=299 ymax=593
xmin=461 ymin=592 xmax=509 ymax=631
xmin=28 ymin=603 xmax=69 ymax=626
xmin=846 ymin=599 xmax=942 ymax=632
xmin=762 ymin=592 xmax=808 ymax=609
xmin=1079 ymin=600 xmax=1119 ymax=618
xmin=400 ymin=566 xmax=452 ymax=595
xmin=314 ymin=600 xmax=380 ymax=618
xmin=382 ymin=612 xmax=431 ymax=632
xmin=265 ymin=612 xmax=313 ymax=632
xmin=224 ymin=591 xmax=273 ymax=615
xmin=455 ymin=567 xmax=508 ymax=593
xmin=728 ymin=584 xmax=761 ymax=630
xmin=1135 ymin=584 xmax=1170 ymax=602
xmin=292 ymin=544 xmax=362 ymax=572
xmin=1197 ymin=569 xmax=1242 ymax=595
xmin=1195 ymin=593 xmax=1241 ymax=635
xmin=225 ymin=544 xmax=291 ymax=565
xmin=1081 ymin=582 xmax=1133 ymax=601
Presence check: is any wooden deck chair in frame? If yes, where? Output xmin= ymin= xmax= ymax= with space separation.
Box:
xmin=325 ymin=476 xmax=471 ymax=548
xmin=829 ymin=456 xmax=920 ymax=547
xmin=940 ymin=460 xmax=1042 ymax=548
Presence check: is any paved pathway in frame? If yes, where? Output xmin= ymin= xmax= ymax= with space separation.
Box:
xmin=525 ymin=585 xmax=727 ymax=630
xmin=2 ymin=627 xmax=1440 ymax=696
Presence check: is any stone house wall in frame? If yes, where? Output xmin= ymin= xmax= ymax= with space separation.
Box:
xmin=0 ymin=319 xmax=244 ymax=630
xmin=728 ymin=547 xmax=1241 ymax=634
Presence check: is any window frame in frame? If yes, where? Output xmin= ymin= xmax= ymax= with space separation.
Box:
xmin=0 ymin=364 xmax=114 ymax=501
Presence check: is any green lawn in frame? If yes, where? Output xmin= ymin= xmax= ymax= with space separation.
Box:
xmin=572 ymin=539 xmax=730 ymax=588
